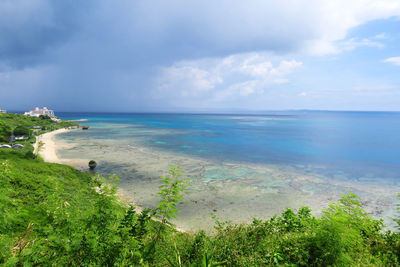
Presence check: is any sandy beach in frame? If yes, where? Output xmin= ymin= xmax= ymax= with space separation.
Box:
xmin=36 ymin=128 xmax=149 ymax=220
xmin=36 ymin=128 xmax=88 ymax=169
xmin=36 ymin=128 xmax=69 ymax=163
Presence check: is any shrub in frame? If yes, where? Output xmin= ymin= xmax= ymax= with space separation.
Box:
xmin=13 ymin=126 xmax=31 ymax=136
xmin=0 ymin=122 xmax=11 ymax=142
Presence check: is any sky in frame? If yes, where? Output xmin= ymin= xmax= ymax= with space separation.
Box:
xmin=0 ymin=0 xmax=400 ymax=112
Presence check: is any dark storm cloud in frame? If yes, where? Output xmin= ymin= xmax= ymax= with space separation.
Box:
xmin=1 ymin=0 xmax=399 ymax=111
xmin=0 ymin=0 xmax=314 ymax=70
xmin=0 ymin=1 xmax=96 ymax=69
xmin=1 ymin=0 xmax=318 ymax=111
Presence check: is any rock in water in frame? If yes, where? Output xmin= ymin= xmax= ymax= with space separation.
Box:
xmin=88 ymin=160 xmax=97 ymax=169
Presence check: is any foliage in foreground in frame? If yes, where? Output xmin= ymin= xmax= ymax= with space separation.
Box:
xmin=0 ymin=148 xmax=400 ymax=266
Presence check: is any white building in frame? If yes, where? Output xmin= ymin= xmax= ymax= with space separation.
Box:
xmin=51 ymin=117 xmax=61 ymax=122
xmin=0 ymin=109 xmax=6 ymax=114
xmin=24 ymin=107 xmax=55 ymax=117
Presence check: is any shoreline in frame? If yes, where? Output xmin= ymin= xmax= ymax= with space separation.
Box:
xmin=36 ymin=128 xmax=91 ymax=170
xmin=36 ymin=128 xmax=71 ymax=163
xmin=35 ymin=128 xmax=155 ymax=226
xmin=37 ymin=127 xmax=399 ymax=232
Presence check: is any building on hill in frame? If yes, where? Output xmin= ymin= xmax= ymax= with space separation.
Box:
xmin=0 ymin=109 xmax=6 ymax=114
xmin=24 ymin=107 xmax=55 ymax=117
xmin=51 ymin=117 xmax=61 ymax=122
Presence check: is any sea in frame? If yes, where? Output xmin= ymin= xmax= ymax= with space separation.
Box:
xmin=54 ymin=111 xmax=400 ymax=231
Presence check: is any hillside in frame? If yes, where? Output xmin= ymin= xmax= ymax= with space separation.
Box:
xmin=0 ymin=113 xmax=77 ymax=143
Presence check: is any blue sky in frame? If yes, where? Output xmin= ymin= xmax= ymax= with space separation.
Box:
xmin=0 ymin=0 xmax=400 ymax=112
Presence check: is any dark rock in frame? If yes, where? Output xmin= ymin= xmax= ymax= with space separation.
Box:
xmin=89 ymin=160 xmax=97 ymax=169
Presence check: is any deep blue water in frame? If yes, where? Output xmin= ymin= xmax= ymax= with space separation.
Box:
xmin=57 ymin=111 xmax=400 ymax=184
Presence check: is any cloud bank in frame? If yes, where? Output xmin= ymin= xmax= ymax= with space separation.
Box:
xmin=0 ymin=0 xmax=400 ymax=111
xmin=156 ymin=54 xmax=302 ymax=108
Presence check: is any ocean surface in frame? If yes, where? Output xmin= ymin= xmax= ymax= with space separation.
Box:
xmin=55 ymin=111 xmax=400 ymax=231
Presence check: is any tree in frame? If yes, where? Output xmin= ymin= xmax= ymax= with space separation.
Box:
xmin=0 ymin=122 xmax=12 ymax=142
xmin=13 ymin=126 xmax=31 ymax=136
xmin=39 ymin=115 xmax=51 ymax=120
xmin=155 ymin=165 xmax=189 ymax=224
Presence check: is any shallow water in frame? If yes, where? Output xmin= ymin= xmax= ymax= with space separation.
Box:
xmin=56 ymin=111 xmax=400 ymax=231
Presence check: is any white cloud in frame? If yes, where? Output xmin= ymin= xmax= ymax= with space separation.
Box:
xmin=212 ymin=80 xmax=260 ymax=102
xmin=158 ymin=66 xmax=222 ymax=97
xmin=338 ymin=37 xmax=384 ymax=51
xmin=156 ymin=53 xmax=302 ymax=103
xmin=383 ymin=57 xmax=400 ymax=66
xmin=294 ymin=0 xmax=400 ymax=55
xmin=240 ymin=56 xmax=274 ymax=77
xmin=99 ymin=0 xmax=400 ymax=58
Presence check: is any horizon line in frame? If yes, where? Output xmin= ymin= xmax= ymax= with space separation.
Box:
xmin=5 ymin=109 xmax=400 ymax=114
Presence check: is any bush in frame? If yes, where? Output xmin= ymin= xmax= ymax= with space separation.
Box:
xmin=0 ymin=122 xmax=11 ymax=142
xmin=39 ymin=115 xmax=51 ymax=120
xmin=13 ymin=126 xmax=31 ymax=136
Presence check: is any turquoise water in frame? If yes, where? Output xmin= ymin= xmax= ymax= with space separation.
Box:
xmin=58 ymin=111 xmax=400 ymax=185
xmin=54 ymin=111 xmax=399 ymax=230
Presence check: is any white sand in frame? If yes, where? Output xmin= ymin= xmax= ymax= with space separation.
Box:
xmin=36 ymin=128 xmax=88 ymax=169
xmin=35 ymin=128 xmax=148 ymax=222
xmin=36 ymin=128 xmax=68 ymax=163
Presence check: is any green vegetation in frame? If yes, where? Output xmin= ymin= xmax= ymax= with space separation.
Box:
xmin=0 ymin=114 xmax=399 ymax=266
xmin=0 ymin=113 xmax=77 ymax=143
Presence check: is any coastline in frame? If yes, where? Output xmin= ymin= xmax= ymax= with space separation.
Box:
xmin=38 ymin=126 xmax=399 ymax=232
xmin=36 ymin=128 xmax=90 ymax=170
xmin=52 ymin=126 xmax=399 ymax=232
xmin=35 ymin=128 xmax=150 ymax=222
xmin=36 ymin=128 xmax=71 ymax=163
